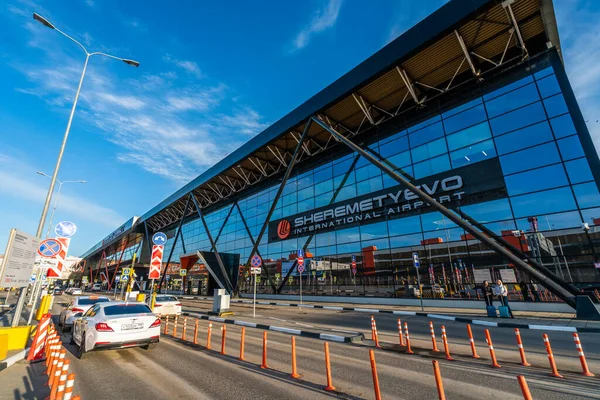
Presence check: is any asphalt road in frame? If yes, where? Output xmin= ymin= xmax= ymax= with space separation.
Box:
xmin=6 ymin=294 xmax=596 ymax=400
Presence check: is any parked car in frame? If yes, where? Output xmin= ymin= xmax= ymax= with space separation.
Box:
xmin=91 ymin=283 xmax=102 ymax=291
xmin=59 ymin=295 xmax=111 ymax=331
xmin=146 ymin=295 xmax=181 ymax=317
xmin=53 ymin=287 xmax=64 ymax=295
xmin=71 ymin=302 xmax=160 ymax=358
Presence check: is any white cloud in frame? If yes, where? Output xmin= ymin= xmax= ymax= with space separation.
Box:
xmin=290 ymin=0 xmax=342 ymax=52
xmin=96 ymin=92 xmax=146 ymax=110
xmin=163 ymin=54 xmax=202 ymax=77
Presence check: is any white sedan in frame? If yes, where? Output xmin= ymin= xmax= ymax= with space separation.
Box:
xmin=71 ymin=301 xmax=160 ymax=358
xmin=59 ymin=295 xmax=111 ymax=331
xmin=147 ymin=295 xmax=182 ymax=317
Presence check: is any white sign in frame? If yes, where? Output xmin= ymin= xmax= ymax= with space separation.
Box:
xmin=55 ymin=221 xmax=77 ymax=238
xmin=250 ymin=267 xmax=261 ymax=275
xmin=499 ymin=269 xmax=517 ymax=283
xmin=472 ymin=268 xmax=492 ymax=283
xmin=0 ymin=229 xmax=40 ymax=288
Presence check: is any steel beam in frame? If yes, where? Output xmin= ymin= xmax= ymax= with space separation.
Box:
xmin=311 ymin=116 xmax=577 ymax=308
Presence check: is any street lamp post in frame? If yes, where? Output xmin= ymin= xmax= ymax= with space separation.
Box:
xmin=36 ymin=172 xmax=86 ymax=238
xmin=11 ymin=13 xmax=139 ymax=327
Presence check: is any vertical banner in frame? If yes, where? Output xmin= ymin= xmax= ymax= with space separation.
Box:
xmin=149 ymin=245 xmax=164 ymax=279
xmin=46 ymin=237 xmax=70 ymax=278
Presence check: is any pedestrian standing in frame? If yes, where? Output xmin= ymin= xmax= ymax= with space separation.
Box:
xmin=483 ymin=281 xmax=494 ymax=307
xmin=495 ymin=280 xmax=514 ymax=318
xmin=531 ymin=282 xmax=541 ymax=302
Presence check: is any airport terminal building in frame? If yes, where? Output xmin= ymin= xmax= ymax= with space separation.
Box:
xmin=79 ymin=0 xmax=600 ymax=301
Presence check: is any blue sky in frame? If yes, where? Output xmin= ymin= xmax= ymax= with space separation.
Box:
xmin=0 ymin=0 xmax=599 ymax=256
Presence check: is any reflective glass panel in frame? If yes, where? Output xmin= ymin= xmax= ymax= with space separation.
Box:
xmin=389 ymin=233 xmax=424 ymax=248
xmin=357 ymin=176 xmax=383 ymax=196
xmin=450 ymin=139 xmax=496 ymax=168
xmin=550 ymin=114 xmax=577 ymax=139
xmin=573 ymin=182 xmax=600 ymax=208
xmin=500 ymin=142 xmax=561 ymax=175
xmin=460 ymin=198 xmax=513 ymax=222
xmin=411 ymin=138 xmax=448 ymax=163
xmin=379 ymin=135 xmax=409 ymax=158
xmin=505 ymin=164 xmax=568 ymax=196
xmin=442 ymin=97 xmax=483 ymax=119
xmin=421 ymin=212 xmax=458 ymax=232
xmin=446 ymin=122 xmax=491 ymax=151
xmin=534 ymin=66 xmax=554 ymax=80
xmin=484 ymin=75 xmax=534 ymax=101
xmin=360 ymin=221 xmax=389 ymax=241
xmin=557 ymin=135 xmax=585 ymax=161
xmin=482 ymin=220 xmax=516 ymax=234
xmin=565 ymin=158 xmax=594 ymax=184
xmin=489 ymin=101 xmax=546 ymax=137
xmin=495 ymin=122 xmax=554 ymax=155
xmin=510 ymin=187 xmax=577 ymax=218
xmin=388 ymin=215 xmax=422 ymax=236
xmin=581 ymin=207 xmax=600 ymax=225
xmin=336 ymin=227 xmax=360 ymax=244
xmin=413 ymin=154 xmax=451 ymax=179
xmin=543 ymin=94 xmax=569 ymax=118
xmin=408 ymin=115 xmax=441 ymax=133
xmin=536 ymin=74 xmax=561 ymax=99
xmin=485 ymin=83 xmax=539 ymax=118
xmin=409 ymin=122 xmax=444 ymax=148
xmin=515 ymin=211 xmax=582 ymax=232
xmin=443 ymin=104 xmax=487 ymax=134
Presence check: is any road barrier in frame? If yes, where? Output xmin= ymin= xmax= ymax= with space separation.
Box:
xmin=221 ymin=325 xmax=227 ymax=355
xmin=429 ymin=322 xmax=440 ymax=352
xmin=164 ymin=316 xmax=170 ymax=335
xmin=261 ymin=332 xmax=269 ymax=369
xmin=207 ymin=322 xmax=212 ymax=350
xmin=50 ymin=359 xmax=70 ymax=400
xmin=63 ymin=373 xmax=76 ymax=399
xmin=291 ymin=336 xmax=300 ymax=379
xmin=369 ymin=349 xmax=382 ymax=400
xmin=193 ymin=319 xmax=199 ymax=345
xmin=182 ymin=317 xmax=188 ymax=341
xmin=323 ymin=342 xmax=336 ymax=392
xmin=404 ymin=322 xmax=414 ymax=354
xmin=371 ymin=316 xmax=381 ymax=348
xmin=466 ymin=324 xmax=480 ymax=359
xmin=239 ymin=327 xmax=246 ymax=361
xmin=172 ymin=315 xmax=178 ymax=337
xmin=485 ymin=329 xmax=501 ymax=368
xmin=573 ymin=333 xmax=594 ymax=377
xmin=440 ymin=326 xmax=454 ymax=361
xmin=397 ymin=319 xmax=405 ymax=346
xmin=27 ymin=313 xmax=51 ymax=361
xmin=542 ymin=334 xmax=563 ymax=378
xmin=432 ymin=360 xmax=446 ymax=400
xmin=49 ymin=349 xmax=66 ymax=388
xmin=517 ymin=375 xmax=533 ymax=400
xmin=514 ymin=329 xmax=531 ymax=367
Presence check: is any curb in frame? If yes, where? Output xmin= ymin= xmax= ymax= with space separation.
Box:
xmin=0 ymin=347 xmax=30 ymax=372
xmin=180 ymin=296 xmax=600 ymax=333
xmin=180 ymin=311 xmax=364 ymax=343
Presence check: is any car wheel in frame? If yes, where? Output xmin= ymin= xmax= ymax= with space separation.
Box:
xmin=76 ymin=333 xmax=86 ymax=359
xmin=143 ymin=342 xmax=158 ymax=351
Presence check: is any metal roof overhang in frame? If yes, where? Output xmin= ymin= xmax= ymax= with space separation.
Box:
xmin=135 ymin=0 xmax=559 ymax=233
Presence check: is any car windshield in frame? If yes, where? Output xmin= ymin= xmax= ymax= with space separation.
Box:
xmin=104 ymin=304 xmax=151 ymax=316
xmin=155 ymin=296 xmax=178 ymax=302
xmin=78 ymin=298 xmax=110 ymax=305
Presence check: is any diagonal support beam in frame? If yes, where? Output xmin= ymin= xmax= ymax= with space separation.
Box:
xmin=454 ymin=30 xmax=480 ymax=79
xmin=352 ymin=93 xmax=376 ymax=125
xmin=396 ymin=67 xmax=421 ymax=105
xmin=502 ymin=0 xmax=528 ymax=58
xmin=311 ymin=116 xmax=578 ymax=308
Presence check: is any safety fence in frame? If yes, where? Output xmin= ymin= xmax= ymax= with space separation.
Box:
xmin=161 ymin=313 xmax=596 ymax=399
xmin=27 ymin=314 xmax=81 ymax=400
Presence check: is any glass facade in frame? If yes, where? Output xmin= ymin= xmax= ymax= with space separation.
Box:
xmin=150 ymin=57 xmax=600 ymax=299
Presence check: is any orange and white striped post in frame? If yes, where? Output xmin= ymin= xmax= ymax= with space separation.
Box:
xmin=61 ymin=373 xmax=76 ymax=400
xmin=397 ymin=319 xmax=405 ymax=346
xmin=404 ymin=322 xmax=414 ymax=355
xmin=369 ymin=349 xmax=382 ymax=400
xmin=182 ymin=316 xmax=188 ymax=341
xmin=207 ymin=322 xmax=212 ymax=350
xmin=45 ymin=338 xmax=58 ymax=370
xmin=164 ymin=315 xmax=170 ymax=335
xmin=432 ymin=360 xmax=446 ymax=400
xmin=221 ymin=325 xmax=227 ymax=355
xmin=573 ymin=333 xmax=594 ymax=377
xmin=517 ymin=375 xmax=533 ymax=400
xmin=485 ymin=329 xmax=501 ymax=368
xmin=27 ymin=313 xmax=51 ymax=361
xmin=323 ymin=342 xmax=336 ymax=392
xmin=53 ymin=362 xmax=69 ymax=400
xmin=429 ymin=321 xmax=440 ymax=352
xmin=291 ymin=336 xmax=300 ymax=379
xmin=371 ymin=316 xmax=381 ymax=348
xmin=542 ymin=334 xmax=563 ymax=378
xmin=172 ymin=315 xmax=178 ymax=337
xmin=49 ymin=354 xmax=66 ymax=394
xmin=261 ymin=331 xmax=268 ymax=369
xmin=514 ymin=329 xmax=531 ymax=367
xmin=193 ymin=318 xmax=199 ymax=345
xmin=466 ymin=324 xmax=480 ymax=359
xmin=48 ymin=349 xmax=66 ymax=385
xmin=239 ymin=327 xmax=246 ymax=361
xmin=50 ymin=359 xmax=70 ymax=400
xmin=441 ymin=326 xmax=454 ymax=361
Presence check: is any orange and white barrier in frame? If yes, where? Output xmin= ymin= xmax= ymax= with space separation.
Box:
xmin=432 ymin=360 xmax=446 ymax=400
xmin=193 ymin=318 xmax=199 ymax=345
xmin=369 ymin=349 xmax=382 ymax=400
xmin=27 ymin=313 xmax=52 ymax=361
xmin=291 ymin=336 xmax=300 ymax=379
xmin=221 ymin=325 xmax=227 ymax=355
xmin=514 ymin=329 xmax=531 ymax=367
xmin=397 ymin=319 xmax=405 ymax=346
xmin=323 ymin=342 xmax=336 ymax=392
xmin=542 ymin=334 xmax=563 ymax=378
xmin=239 ymin=327 xmax=246 ymax=362
xmin=164 ymin=316 xmax=170 ymax=335
xmin=207 ymin=322 xmax=212 ymax=350
xmin=61 ymin=373 xmax=76 ymax=400
xmin=517 ymin=375 xmax=533 ymax=400
xmin=50 ymin=359 xmax=70 ymax=400
xmin=370 ymin=316 xmax=381 ymax=348
xmin=182 ymin=316 xmax=188 ymax=341
xmin=573 ymin=333 xmax=594 ymax=377
xmin=466 ymin=324 xmax=480 ymax=359
xmin=404 ymin=322 xmax=414 ymax=355
xmin=485 ymin=329 xmax=501 ymax=368
xmin=172 ymin=315 xmax=178 ymax=337
xmin=429 ymin=321 xmax=440 ymax=352
xmin=261 ymin=332 xmax=269 ymax=369
xmin=440 ymin=326 xmax=454 ymax=361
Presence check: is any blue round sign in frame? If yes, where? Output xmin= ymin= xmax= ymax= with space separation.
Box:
xmin=38 ymin=239 xmax=62 ymax=258
xmin=55 ymin=221 xmax=77 ymax=238
xmin=152 ymin=232 xmax=167 ymax=245
xmin=251 ymin=255 xmax=262 ymax=268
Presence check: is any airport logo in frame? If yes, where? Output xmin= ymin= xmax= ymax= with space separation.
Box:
xmin=277 ymin=220 xmax=291 ymax=239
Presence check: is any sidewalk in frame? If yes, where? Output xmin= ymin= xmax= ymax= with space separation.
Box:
xmin=0 ymin=358 xmax=49 ymax=399
xmin=180 ymin=296 xmax=600 ymax=333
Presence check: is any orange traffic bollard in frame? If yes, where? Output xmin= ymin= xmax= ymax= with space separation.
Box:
xmin=466 ymin=324 xmax=480 ymax=359
xmin=261 ymin=331 xmax=268 ymax=369
xmin=430 ymin=321 xmax=440 ymax=352
xmin=49 ymin=349 xmax=66 ymax=385
xmin=323 ymin=342 xmax=336 ymax=392
xmin=53 ymin=364 xmax=69 ymax=400
xmin=239 ymin=327 xmax=246 ymax=361
xmin=404 ymin=322 xmax=414 ymax=354
xmin=514 ymin=329 xmax=531 ymax=367
xmin=432 ymin=360 xmax=447 ymax=400
xmin=207 ymin=322 xmax=212 ymax=350
xmin=485 ymin=329 xmax=501 ymax=368
xmin=221 ymin=325 xmax=227 ymax=355
xmin=397 ymin=319 xmax=405 ymax=346
xmin=182 ymin=316 xmax=188 ymax=341
xmin=542 ymin=334 xmax=563 ymax=378
xmin=291 ymin=336 xmax=300 ymax=379
xmin=50 ymin=359 xmax=70 ymax=400
xmin=61 ymin=373 xmax=76 ymax=400
xmin=164 ymin=315 xmax=170 ymax=335
xmin=441 ymin=326 xmax=454 ymax=361
xmin=371 ymin=316 xmax=381 ymax=348
xmin=193 ymin=318 xmax=199 ymax=345
xmin=573 ymin=333 xmax=594 ymax=377
xmin=517 ymin=375 xmax=533 ymax=400
xmin=369 ymin=349 xmax=382 ymax=400
xmin=173 ymin=315 xmax=178 ymax=337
